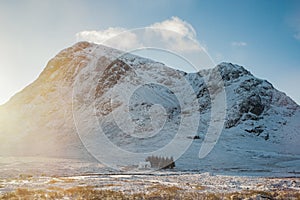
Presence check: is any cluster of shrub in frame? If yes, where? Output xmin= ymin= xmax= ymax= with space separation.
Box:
xmin=145 ymin=155 xmax=175 ymax=169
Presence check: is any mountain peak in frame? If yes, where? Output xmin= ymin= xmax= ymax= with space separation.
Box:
xmin=0 ymin=43 xmax=299 ymax=174
xmin=214 ymin=62 xmax=252 ymax=82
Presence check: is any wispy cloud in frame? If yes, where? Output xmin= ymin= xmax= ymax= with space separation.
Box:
xmin=149 ymin=16 xmax=197 ymax=39
xmin=76 ymin=16 xmax=203 ymax=52
xmin=287 ymin=10 xmax=300 ymax=41
xmin=294 ymin=33 xmax=300 ymax=40
xmin=76 ymin=28 xmax=141 ymax=50
xmin=76 ymin=17 xmax=215 ymax=70
xmin=231 ymin=41 xmax=247 ymax=47
xmin=292 ymin=20 xmax=300 ymax=41
xmin=146 ymin=17 xmax=201 ymax=52
xmin=292 ymin=21 xmax=300 ymax=41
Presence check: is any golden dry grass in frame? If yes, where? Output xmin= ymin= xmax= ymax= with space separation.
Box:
xmin=18 ymin=174 xmax=33 ymax=180
xmin=47 ymin=179 xmax=59 ymax=184
xmin=0 ymin=186 xmax=299 ymax=200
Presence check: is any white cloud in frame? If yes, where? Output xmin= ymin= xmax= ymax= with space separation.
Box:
xmin=76 ymin=28 xmax=126 ymax=43
xmin=146 ymin=16 xmax=201 ymax=52
xmin=231 ymin=41 xmax=247 ymax=47
xmin=76 ymin=27 xmax=141 ymax=50
xmin=75 ymin=17 xmax=215 ymax=70
xmin=289 ymin=12 xmax=300 ymax=41
xmin=76 ymin=16 xmax=203 ymax=52
xmin=149 ymin=16 xmax=197 ymax=40
xmin=294 ymin=33 xmax=300 ymax=40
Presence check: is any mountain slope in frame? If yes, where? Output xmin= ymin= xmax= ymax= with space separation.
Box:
xmin=0 ymin=42 xmax=299 ymax=175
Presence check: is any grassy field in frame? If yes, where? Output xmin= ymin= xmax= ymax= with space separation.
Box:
xmin=0 ymin=172 xmax=299 ymax=200
xmin=1 ymin=185 xmax=300 ymax=200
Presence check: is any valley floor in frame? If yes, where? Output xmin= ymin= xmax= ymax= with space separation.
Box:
xmin=0 ymin=173 xmax=300 ymax=199
xmin=0 ymin=157 xmax=299 ymax=199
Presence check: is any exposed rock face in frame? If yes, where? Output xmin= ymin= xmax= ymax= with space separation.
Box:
xmin=186 ymin=62 xmax=299 ymax=136
xmin=0 ymin=42 xmax=299 ymax=163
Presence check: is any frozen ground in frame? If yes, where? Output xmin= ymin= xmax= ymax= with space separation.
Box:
xmin=0 ymin=156 xmax=299 ymax=199
xmin=0 ymin=169 xmax=299 ymax=199
xmin=0 ymin=157 xmax=109 ymax=178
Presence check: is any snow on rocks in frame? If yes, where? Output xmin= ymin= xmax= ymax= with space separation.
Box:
xmin=0 ymin=42 xmax=299 ymax=175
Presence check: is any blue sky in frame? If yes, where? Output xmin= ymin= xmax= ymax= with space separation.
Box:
xmin=0 ymin=0 xmax=299 ymax=104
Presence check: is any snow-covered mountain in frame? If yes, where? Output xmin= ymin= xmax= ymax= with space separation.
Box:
xmin=0 ymin=42 xmax=299 ymax=175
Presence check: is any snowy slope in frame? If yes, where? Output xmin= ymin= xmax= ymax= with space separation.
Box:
xmin=0 ymin=42 xmax=299 ymax=175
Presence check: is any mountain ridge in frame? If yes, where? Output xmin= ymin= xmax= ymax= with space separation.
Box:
xmin=0 ymin=42 xmax=299 ymax=174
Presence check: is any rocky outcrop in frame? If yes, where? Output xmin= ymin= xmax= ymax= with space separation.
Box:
xmin=0 ymin=42 xmax=299 ymax=158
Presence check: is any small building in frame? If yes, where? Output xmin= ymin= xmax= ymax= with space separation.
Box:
xmin=138 ymin=161 xmax=151 ymax=169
